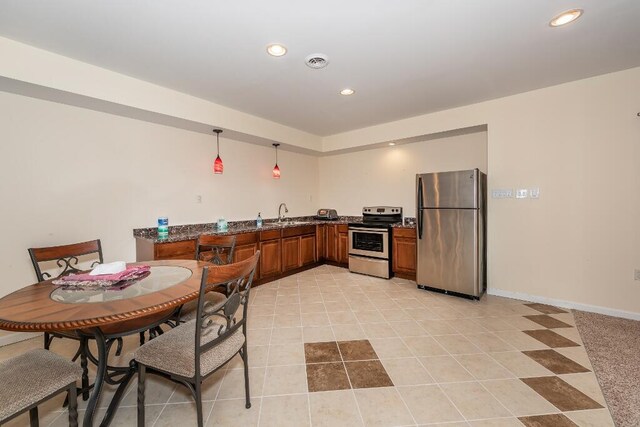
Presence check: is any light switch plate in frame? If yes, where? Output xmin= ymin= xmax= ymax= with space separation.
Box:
xmin=515 ymin=189 xmax=528 ymax=199
xmin=492 ymin=189 xmax=513 ymax=199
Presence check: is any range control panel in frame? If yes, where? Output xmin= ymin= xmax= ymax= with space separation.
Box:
xmin=362 ymin=206 xmax=403 ymax=216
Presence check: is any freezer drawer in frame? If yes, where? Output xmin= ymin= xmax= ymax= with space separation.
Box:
xmin=416 ymin=208 xmax=480 ymax=297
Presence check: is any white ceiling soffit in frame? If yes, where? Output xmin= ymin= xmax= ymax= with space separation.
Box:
xmin=0 ymin=1 xmax=638 ymax=137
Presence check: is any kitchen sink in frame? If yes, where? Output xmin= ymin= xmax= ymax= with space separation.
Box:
xmin=277 ymin=221 xmax=309 ymax=226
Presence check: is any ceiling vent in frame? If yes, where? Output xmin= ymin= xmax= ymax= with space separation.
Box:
xmin=305 ymin=53 xmax=329 ymax=69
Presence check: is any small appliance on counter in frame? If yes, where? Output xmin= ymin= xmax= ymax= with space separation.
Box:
xmin=315 ymin=209 xmax=339 ymax=220
xmin=348 ymin=206 xmax=402 ymax=279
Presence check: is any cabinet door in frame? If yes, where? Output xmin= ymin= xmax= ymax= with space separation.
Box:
xmin=282 ymin=236 xmax=300 ymax=272
xmin=234 ymin=243 xmax=257 ymax=263
xmin=392 ymin=237 xmax=417 ymax=276
xmin=259 ymin=239 xmax=281 ymax=278
xmin=316 ymin=225 xmax=325 ymax=261
xmin=300 ymin=235 xmax=316 ymax=266
xmin=325 ymin=225 xmax=337 ymax=261
xmin=338 ymin=232 xmax=349 ymax=265
xmin=154 ymin=240 xmax=196 ymax=260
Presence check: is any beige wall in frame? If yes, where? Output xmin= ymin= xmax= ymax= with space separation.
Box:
xmin=318 ymin=131 xmax=487 ymax=216
xmin=324 ymin=67 xmax=640 ymax=316
xmin=0 ymin=91 xmax=319 ymax=295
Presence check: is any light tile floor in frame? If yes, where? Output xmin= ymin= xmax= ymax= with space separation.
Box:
xmin=0 ymin=265 xmax=615 ymax=426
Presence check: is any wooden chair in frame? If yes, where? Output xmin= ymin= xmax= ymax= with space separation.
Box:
xmin=195 ymin=234 xmax=236 ymax=265
xmin=0 ymin=349 xmax=81 ymax=427
xmin=176 ymin=235 xmax=238 ymax=323
xmin=135 ymin=251 xmax=259 ymax=427
xmin=28 ymin=239 xmax=106 ymax=400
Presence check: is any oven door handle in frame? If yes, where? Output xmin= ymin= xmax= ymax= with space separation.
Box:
xmin=348 ymin=227 xmax=389 ymax=234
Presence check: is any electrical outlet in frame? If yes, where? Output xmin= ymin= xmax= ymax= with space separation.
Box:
xmin=529 ymin=188 xmax=540 ymax=199
xmin=515 ymin=189 xmax=529 ymax=199
xmin=635 ymin=269 xmax=640 ymax=281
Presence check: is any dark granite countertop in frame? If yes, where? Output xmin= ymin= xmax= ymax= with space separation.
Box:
xmin=134 ymin=215 xmax=418 ymax=244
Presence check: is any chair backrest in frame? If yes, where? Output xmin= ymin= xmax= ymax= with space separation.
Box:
xmin=193 ymin=251 xmax=260 ymax=380
xmin=195 ymin=235 xmax=236 ymax=265
xmin=28 ymin=239 xmax=103 ymax=282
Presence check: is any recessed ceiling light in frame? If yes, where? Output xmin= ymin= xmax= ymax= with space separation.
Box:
xmin=549 ymin=9 xmax=583 ymax=27
xmin=266 ymin=44 xmax=287 ymax=57
xmin=340 ymin=88 xmax=355 ymax=96
xmin=388 ymin=142 xmax=396 ymax=146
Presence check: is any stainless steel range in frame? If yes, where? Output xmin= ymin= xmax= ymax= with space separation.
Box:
xmin=348 ymin=206 xmax=403 ymax=279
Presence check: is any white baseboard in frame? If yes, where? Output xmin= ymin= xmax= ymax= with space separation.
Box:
xmin=487 ymin=287 xmax=640 ymax=321
xmin=0 ymin=332 xmax=42 ymax=347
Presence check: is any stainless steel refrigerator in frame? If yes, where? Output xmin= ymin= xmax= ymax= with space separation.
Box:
xmin=416 ymin=169 xmax=487 ymax=299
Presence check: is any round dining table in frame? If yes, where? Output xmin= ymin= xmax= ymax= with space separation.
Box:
xmin=0 ymin=259 xmax=207 ymax=427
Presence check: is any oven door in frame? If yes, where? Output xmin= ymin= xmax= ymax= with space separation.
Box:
xmin=348 ymin=227 xmax=389 ymax=259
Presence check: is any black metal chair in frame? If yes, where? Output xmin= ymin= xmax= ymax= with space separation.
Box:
xmin=28 ymin=239 xmax=109 ymax=400
xmin=0 ymin=349 xmax=81 ymax=427
xmin=135 ymin=251 xmax=259 ymax=427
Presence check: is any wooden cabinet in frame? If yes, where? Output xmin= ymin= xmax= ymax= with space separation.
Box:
xmin=153 ymin=240 xmax=196 ymax=260
xmin=316 ymin=225 xmax=325 ymax=261
xmin=321 ymin=224 xmax=348 ymax=266
xmin=282 ymin=228 xmax=316 ymax=272
xmin=135 ymin=221 xmax=331 ymax=284
xmin=282 ymin=236 xmax=300 ymax=272
xmin=324 ymin=224 xmax=337 ymax=262
xmin=259 ymin=238 xmax=281 ymax=279
xmin=338 ymin=232 xmax=349 ymax=265
xmin=300 ymin=234 xmax=316 ymax=266
xmin=392 ymin=228 xmax=417 ymax=279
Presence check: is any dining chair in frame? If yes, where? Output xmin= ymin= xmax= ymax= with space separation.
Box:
xmin=195 ymin=234 xmax=236 ymax=265
xmin=0 ymin=349 xmax=81 ymax=427
xmin=28 ymin=239 xmax=107 ymax=400
xmin=135 ymin=251 xmax=260 ymax=427
xmin=176 ymin=235 xmax=238 ymax=323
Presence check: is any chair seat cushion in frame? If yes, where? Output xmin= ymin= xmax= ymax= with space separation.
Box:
xmin=135 ymin=319 xmax=244 ymax=378
xmin=0 ymin=349 xmax=82 ymax=422
xmin=179 ymin=291 xmax=227 ymax=322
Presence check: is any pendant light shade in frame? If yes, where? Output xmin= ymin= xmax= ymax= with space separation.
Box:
xmin=272 ymin=143 xmax=281 ymax=179
xmin=213 ymin=129 xmax=223 ymax=174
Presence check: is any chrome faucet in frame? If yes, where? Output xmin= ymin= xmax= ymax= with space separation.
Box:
xmin=278 ymin=203 xmax=289 ymax=222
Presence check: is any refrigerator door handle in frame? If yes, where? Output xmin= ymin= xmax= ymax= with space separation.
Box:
xmin=417 ymin=176 xmax=424 ymax=239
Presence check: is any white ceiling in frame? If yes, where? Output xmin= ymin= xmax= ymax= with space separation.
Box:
xmin=0 ymin=0 xmax=639 ymax=136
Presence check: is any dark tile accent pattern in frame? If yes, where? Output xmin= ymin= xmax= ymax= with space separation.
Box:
xmin=523 ymin=350 xmax=590 ymax=374
xmin=304 ymin=340 xmax=394 ymax=392
xmin=338 ymin=340 xmax=377 ymax=361
xmin=521 ymin=376 xmax=603 ymax=411
xmin=305 ymin=342 xmax=342 ymax=363
xmin=306 ymin=362 xmax=351 ymax=392
xmin=524 ymin=315 xmax=573 ymax=329
xmin=344 ymin=360 xmax=394 ymax=389
xmin=519 ymin=414 xmax=578 ymax=427
xmin=523 ymin=330 xmax=580 ymax=348
xmin=525 ymin=303 xmax=568 ymax=315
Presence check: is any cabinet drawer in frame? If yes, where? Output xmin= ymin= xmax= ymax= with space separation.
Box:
xmin=282 ymin=225 xmax=315 ymax=238
xmin=337 ymin=224 xmax=348 ymax=233
xmin=234 ymin=232 xmax=258 ymax=245
xmin=393 ymin=228 xmax=416 ymax=238
xmin=260 ymin=229 xmax=282 ymax=241
xmin=155 ymin=240 xmax=196 ymax=259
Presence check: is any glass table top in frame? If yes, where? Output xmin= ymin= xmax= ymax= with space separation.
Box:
xmin=50 ymin=266 xmax=193 ymax=304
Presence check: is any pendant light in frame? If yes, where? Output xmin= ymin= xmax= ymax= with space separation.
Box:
xmin=213 ymin=129 xmax=223 ymax=174
xmin=272 ymin=143 xmax=281 ymax=179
